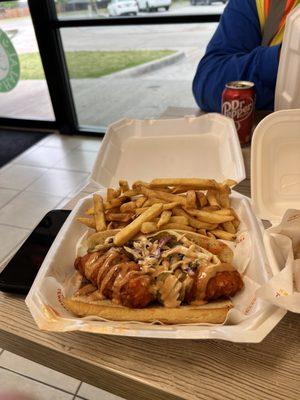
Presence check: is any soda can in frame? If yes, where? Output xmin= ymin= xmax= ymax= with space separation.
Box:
xmin=222 ymin=81 xmax=256 ymax=146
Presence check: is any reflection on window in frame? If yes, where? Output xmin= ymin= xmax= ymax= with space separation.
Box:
xmin=56 ymin=0 xmax=226 ymax=19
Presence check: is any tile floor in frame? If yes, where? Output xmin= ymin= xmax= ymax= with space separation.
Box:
xmin=0 ymin=133 xmax=125 ymax=400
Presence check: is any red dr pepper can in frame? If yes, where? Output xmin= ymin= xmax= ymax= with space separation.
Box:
xmin=222 ymin=81 xmax=256 ymax=146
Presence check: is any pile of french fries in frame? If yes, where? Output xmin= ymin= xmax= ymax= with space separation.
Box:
xmin=77 ymin=178 xmax=240 ymax=246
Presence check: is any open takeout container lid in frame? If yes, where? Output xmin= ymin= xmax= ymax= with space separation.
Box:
xmin=275 ymin=5 xmax=300 ymax=111
xmin=251 ymin=109 xmax=300 ymax=224
xmin=90 ymin=114 xmax=246 ymax=187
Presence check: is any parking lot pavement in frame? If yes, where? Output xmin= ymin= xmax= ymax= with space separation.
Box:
xmin=1 ymin=4 xmax=224 ymax=54
xmin=133 ymin=3 xmax=225 ymax=17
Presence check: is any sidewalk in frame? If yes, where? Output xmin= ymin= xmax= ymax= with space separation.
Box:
xmin=1 ymin=49 xmax=202 ymax=127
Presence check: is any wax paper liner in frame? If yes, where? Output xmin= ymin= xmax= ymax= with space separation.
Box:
xmin=256 ymin=209 xmax=300 ymax=313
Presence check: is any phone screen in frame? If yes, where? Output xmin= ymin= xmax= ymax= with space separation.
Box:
xmin=0 ymin=209 xmax=71 ymax=294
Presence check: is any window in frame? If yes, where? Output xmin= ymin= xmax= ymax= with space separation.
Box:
xmin=61 ymin=22 xmax=219 ymax=129
xmin=0 ymin=0 xmax=55 ymax=121
xmin=0 ymin=0 xmax=224 ymax=134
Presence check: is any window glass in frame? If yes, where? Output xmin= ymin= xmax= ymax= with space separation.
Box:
xmin=56 ymin=0 xmax=227 ymax=19
xmin=61 ymin=23 xmax=218 ymax=129
xmin=0 ymin=0 xmax=55 ymax=121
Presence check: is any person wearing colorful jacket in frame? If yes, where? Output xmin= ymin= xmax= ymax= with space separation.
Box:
xmin=193 ymin=0 xmax=300 ymax=112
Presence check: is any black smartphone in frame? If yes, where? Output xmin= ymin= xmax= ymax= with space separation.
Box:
xmin=0 ymin=209 xmax=71 ymax=295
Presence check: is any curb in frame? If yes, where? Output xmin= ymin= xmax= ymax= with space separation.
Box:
xmin=103 ymin=50 xmax=185 ymax=79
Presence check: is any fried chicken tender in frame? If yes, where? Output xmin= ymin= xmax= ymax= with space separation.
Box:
xmin=205 ymin=271 xmax=244 ymax=301
xmin=120 ymin=275 xmax=154 ymax=308
xmin=74 ymin=251 xmax=154 ymax=308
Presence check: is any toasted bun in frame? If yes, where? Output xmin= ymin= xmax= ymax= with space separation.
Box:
xmin=63 ymin=297 xmax=232 ymax=324
xmin=87 ymin=229 xmax=120 ymax=249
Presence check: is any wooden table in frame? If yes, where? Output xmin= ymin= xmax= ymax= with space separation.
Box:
xmin=1 ymin=109 xmax=300 ymax=400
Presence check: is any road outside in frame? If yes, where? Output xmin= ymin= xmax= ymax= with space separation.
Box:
xmin=0 ymin=2 xmax=225 ymax=128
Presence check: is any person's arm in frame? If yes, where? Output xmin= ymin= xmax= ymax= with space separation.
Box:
xmin=192 ymin=0 xmax=281 ymax=112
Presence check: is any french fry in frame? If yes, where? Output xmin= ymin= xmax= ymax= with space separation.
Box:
xmin=107 ymin=221 xmax=114 ymax=229
xmin=222 ymin=179 xmax=237 ymax=188
xmin=207 ymin=232 xmax=216 ymax=240
xmin=149 ymin=178 xmax=217 ymax=190
xmin=77 ymin=217 xmax=96 ymax=229
xmin=206 ymin=190 xmax=220 ymax=208
xmin=135 ymin=207 xmax=149 ymax=216
xmin=205 ymin=224 xmax=218 ymax=231
xmin=156 ymin=216 xmax=189 ymax=225
xmin=202 ymin=206 xmax=220 ymax=211
xmin=219 ymin=185 xmax=231 ymax=209
xmin=115 ymin=188 xmax=121 ymax=197
xmin=186 ymin=190 xmax=197 ymax=209
xmin=106 ymin=213 xmax=133 ymax=223
xmin=141 ymin=222 xmax=158 ymax=234
xmin=157 ymin=210 xmax=172 ymax=228
xmin=211 ymin=229 xmax=236 ymax=241
xmin=114 ymin=203 xmax=163 ymax=246
xmin=173 ymin=207 xmax=217 ymax=230
xmin=120 ymin=201 xmax=136 ymax=213
xmin=163 ymin=202 xmax=180 ymax=211
xmin=93 ymin=194 xmax=106 ymax=232
xmin=169 ymin=216 xmax=189 ymax=225
xmin=135 ymin=197 xmax=146 ymax=208
xmin=172 ymin=186 xmax=193 ymax=194
xmin=119 ymin=180 xmax=129 ymax=192
xmin=140 ymin=186 xmax=186 ymax=206
xmin=156 ymin=187 xmax=172 ymax=193
xmin=132 ymin=180 xmax=150 ymax=189
xmin=184 ymin=209 xmax=235 ymax=224
xmin=104 ymin=198 xmax=125 ymax=210
xmin=120 ymin=189 xmax=139 ymax=198
xmin=109 ymin=222 xmax=127 ymax=229
xmin=159 ymin=223 xmax=195 ymax=232
xmin=106 ymin=188 xmax=116 ymax=202
xmin=222 ymin=221 xmax=236 ymax=234
xmin=105 ymin=207 xmax=121 ymax=214
xmin=212 ymin=209 xmax=232 ymax=216
xmin=144 ymin=197 xmax=167 ymax=206
xmin=80 ymin=178 xmax=241 ymax=244
xmin=196 ymin=191 xmax=208 ymax=208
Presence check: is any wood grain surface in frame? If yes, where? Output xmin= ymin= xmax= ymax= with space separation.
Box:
xmin=0 ymin=294 xmax=300 ymax=400
xmin=1 ymin=109 xmax=299 ymax=400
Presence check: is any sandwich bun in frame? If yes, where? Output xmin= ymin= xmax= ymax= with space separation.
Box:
xmin=63 ymin=297 xmax=232 ymax=324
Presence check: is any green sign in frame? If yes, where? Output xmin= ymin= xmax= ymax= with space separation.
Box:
xmin=0 ymin=29 xmax=20 ymax=92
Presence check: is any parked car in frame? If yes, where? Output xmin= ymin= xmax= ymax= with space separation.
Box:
xmin=190 ymin=0 xmax=227 ymax=5
xmin=107 ymin=0 xmax=138 ymax=16
xmin=137 ymin=0 xmax=171 ymax=12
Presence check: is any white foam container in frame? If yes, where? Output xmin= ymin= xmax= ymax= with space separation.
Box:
xmin=26 ymin=114 xmax=286 ymax=342
xmin=275 ymin=5 xmax=300 ymax=111
xmin=251 ymin=109 xmax=300 ymax=312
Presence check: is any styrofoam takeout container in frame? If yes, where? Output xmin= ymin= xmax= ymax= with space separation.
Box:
xmin=251 ymin=109 xmax=300 ymax=312
xmin=26 ymin=114 xmax=286 ymax=342
xmin=275 ymin=5 xmax=300 ymax=111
